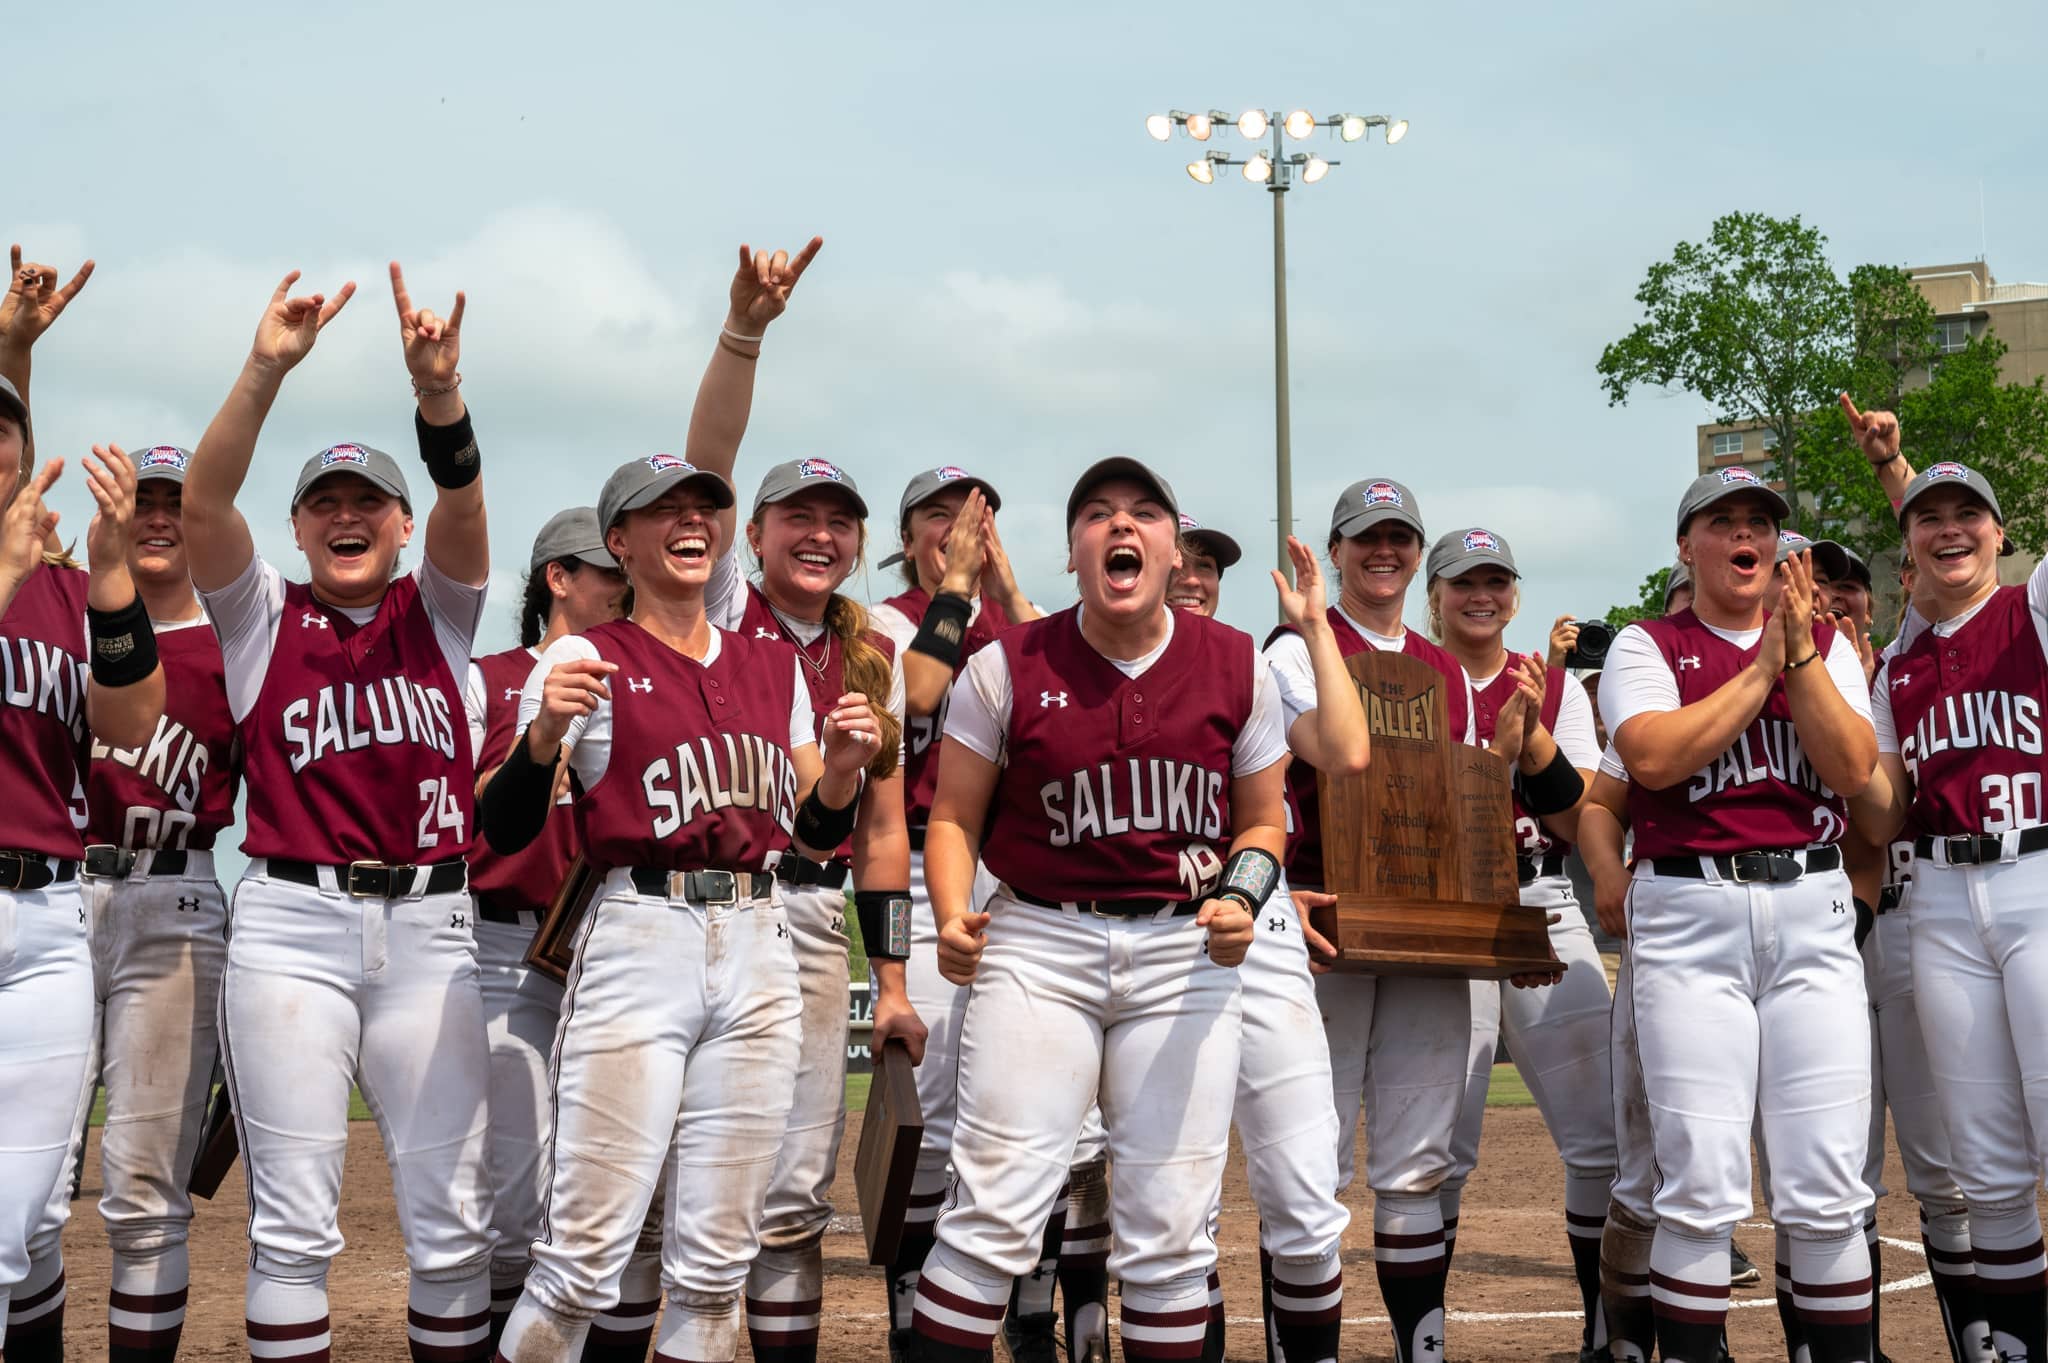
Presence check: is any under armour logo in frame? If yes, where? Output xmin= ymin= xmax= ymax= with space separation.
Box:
xmin=1266 ymin=915 xmax=1286 ymax=932
xmin=830 ymin=915 xmax=846 ymax=935
xmin=1891 ymin=672 xmax=1911 ymax=689
xmin=776 ymin=923 xmax=790 ymax=938
xmin=754 ymin=626 xmax=779 ymax=640
xmin=1422 ymin=1337 xmax=1443 ymax=1353
xmin=628 ymin=678 xmax=654 ymax=693
xmin=451 ymin=912 xmax=469 ymax=929
xmin=1040 ymin=691 xmax=1068 ymax=708
xmin=502 ymin=687 xmax=520 ymax=701
xmin=176 ymin=896 xmax=200 ymax=912
xmin=1832 ymin=900 xmax=1847 ymax=915
xmin=1677 ymin=656 xmax=1702 ymax=670
xmin=301 ymin=611 xmax=330 ymax=630
xmin=894 ymin=1280 xmax=913 ymax=1296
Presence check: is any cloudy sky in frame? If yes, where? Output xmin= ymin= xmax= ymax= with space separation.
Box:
xmin=13 ymin=0 xmax=2046 ymax=649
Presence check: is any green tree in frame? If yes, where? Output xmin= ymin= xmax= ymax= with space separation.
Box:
xmin=1598 ymin=212 xmax=1851 ymax=528
xmin=1605 ymin=565 xmax=1674 ymax=629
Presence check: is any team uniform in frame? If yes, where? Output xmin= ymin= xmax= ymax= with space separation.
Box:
xmin=1871 ymin=558 xmax=2048 ymax=1363
xmin=1599 ymin=608 xmax=1876 ymax=1363
xmin=0 ymin=565 xmax=96 ymax=1358
xmin=205 ymin=554 xmax=496 ymax=1363
xmin=29 ymin=612 xmax=240 ymax=1363
xmin=911 ymin=605 xmax=1287 ymax=1363
xmin=1442 ymin=662 xmax=1615 ymax=1359
xmin=462 ymin=648 xmax=573 ymax=1335
xmin=1264 ymin=604 xmax=1475 ymax=1363
xmin=492 ymin=618 xmax=813 ymax=1363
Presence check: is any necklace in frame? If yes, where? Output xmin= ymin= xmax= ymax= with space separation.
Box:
xmin=766 ymin=600 xmax=834 ymax=683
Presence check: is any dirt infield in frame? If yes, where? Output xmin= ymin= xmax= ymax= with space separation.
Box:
xmin=53 ymin=1088 xmax=2010 ymax=1361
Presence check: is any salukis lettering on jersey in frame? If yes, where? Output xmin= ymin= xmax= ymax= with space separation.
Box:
xmin=1685 ymin=716 xmax=1837 ymax=804
xmin=1039 ymin=758 xmax=1227 ymax=847
xmin=281 ymin=677 xmax=460 ymax=772
xmin=642 ymin=731 xmax=798 ymax=838
xmin=1899 ymin=689 xmax=2044 ymax=777
xmin=1 ymin=634 xmax=88 ymax=740
xmin=92 ymin=720 xmax=210 ymax=812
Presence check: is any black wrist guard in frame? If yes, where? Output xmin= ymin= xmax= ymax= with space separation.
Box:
xmin=909 ymin=591 xmax=972 ymax=668
xmin=855 ymin=889 xmax=914 ymax=961
xmin=1518 ymin=746 xmax=1586 ymax=817
xmin=1853 ymin=896 xmax=1875 ymax=950
xmin=87 ymin=596 xmax=158 ymax=687
xmin=1214 ymin=847 xmax=1281 ymax=913
xmin=415 ymin=407 xmax=481 ymax=490
xmin=793 ymin=782 xmax=859 ymax=853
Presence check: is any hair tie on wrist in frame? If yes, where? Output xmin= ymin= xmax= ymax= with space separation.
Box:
xmin=717 ymin=336 xmax=760 ymax=361
xmin=413 ymin=372 xmax=462 ymax=398
xmin=720 ymin=325 xmax=765 ymax=344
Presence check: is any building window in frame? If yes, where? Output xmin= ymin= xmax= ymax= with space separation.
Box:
xmin=1711 ymin=432 xmax=1745 ymax=458
xmin=1760 ymin=429 xmax=1780 ymax=451
xmin=1934 ymin=318 xmax=1970 ymax=353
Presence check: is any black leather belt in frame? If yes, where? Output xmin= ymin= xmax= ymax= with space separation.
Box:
xmin=776 ymin=854 xmax=851 ymax=891
xmin=1877 ymin=884 xmax=1903 ymax=913
xmin=474 ymin=893 xmax=541 ymax=925
xmin=1915 ymin=826 xmax=2048 ymax=866
xmin=269 ymin=858 xmax=467 ymax=899
xmin=1647 ymin=846 xmax=1843 ymax=884
xmin=0 ymin=850 xmax=80 ymax=892
xmin=1006 ymin=885 xmax=1198 ymax=919
xmin=628 ymin=867 xmax=772 ymax=904
xmin=83 ymin=845 xmax=192 ymax=879
xmin=1517 ymin=850 xmax=1567 ymax=886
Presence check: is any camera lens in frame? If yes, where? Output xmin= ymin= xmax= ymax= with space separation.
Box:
xmin=1572 ymin=621 xmax=1614 ymax=666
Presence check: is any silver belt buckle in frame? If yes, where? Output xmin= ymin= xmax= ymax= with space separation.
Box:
xmin=83 ymin=844 xmax=136 ymax=880
xmin=675 ymin=869 xmax=739 ymax=905
xmin=1945 ymin=835 xmax=1981 ymax=866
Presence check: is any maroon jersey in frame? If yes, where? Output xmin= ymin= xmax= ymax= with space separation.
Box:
xmin=573 ymin=619 xmax=800 ymax=873
xmin=980 ymin=608 xmax=1253 ymax=902
xmin=885 ymin=586 xmax=1011 ymax=833
xmin=241 ymin=576 xmax=473 ymax=864
xmin=0 ymin=565 xmax=91 ymax=858
xmin=1887 ymin=585 xmax=2048 ymax=834
xmin=1267 ymin=610 xmax=1473 ymax=888
xmin=467 ymin=646 xmax=576 ymax=911
xmin=1470 ymin=662 xmax=1570 ymax=858
xmin=1624 ymin=609 xmax=1848 ymax=859
xmin=87 ymin=621 xmax=240 ymax=851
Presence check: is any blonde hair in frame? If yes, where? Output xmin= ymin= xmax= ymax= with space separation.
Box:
xmin=1424 ymin=576 xmax=1520 ymax=643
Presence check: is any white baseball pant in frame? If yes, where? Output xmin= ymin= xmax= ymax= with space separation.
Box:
xmin=474 ymin=913 xmax=565 ymax=1314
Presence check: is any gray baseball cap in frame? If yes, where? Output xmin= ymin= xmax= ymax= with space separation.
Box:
xmin=1330 ymin=477 xmax=1425 ymax=541
xmin=598 ymin=453 xmax=735 ymax=531
xmin=897 ymin=465 xmax=1002 ymax=524
xmin=1675 ymin=466 xmax=1790 ymax=536
xmin=1427 ymin=526 xmax=1519 ymax=582
xmin=292 ymin=443 xmax=412 ymax=513
xmin=528 ymin=506 xmax=618 ymax=573
xmin=1892 ymin=456 xmax=2007 ymax=552
xmin=1065 ymin=456 xmax=1179 ymax=530
xmin=1810 ymin=539 xmax=1870 ymax=587
xmin=751 ymin=458 xmax=870 ymax=520
xmin=1662 ymin=559 xmax=1691 ymax=608
xmin=132 ymin=445 xmax=193 ymax=484
xmin=0 ymin=375 xmax=25 ymax=433
xmin=1775 ymin=529 xmax=1815 ymax=565
xmin=1176 ymin=513 xmax=1242 ymax=570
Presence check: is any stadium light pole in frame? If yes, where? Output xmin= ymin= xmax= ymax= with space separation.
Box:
xmin=1147 ymin=108 xmax=1409 ymax=590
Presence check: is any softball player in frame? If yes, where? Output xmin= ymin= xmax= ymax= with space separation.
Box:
xmin=1598 ymin=468 xmax=1878 ymax=1363
xmin=2 ymin=379 xmax=165 ymax=1361
xmin=910 ymin=456 xmax=1288 ymax=1363
xmin=1853 ymin=456 xmax=2048 ymax=1363
xmin=461 ymin=508 xmax=625 ymax=1352
xmin=481 ymin=452 xmax=879 ymax=1363
xmin=181 ymin=265 xmax=499 ymax=1363
xmin=1261 ymin=477 xmax=1481 ymax=1363
xmin=1180 ymin=512 xmax=1364 ymax=1363
xmin=1425 ymin=527 xmax=1615 ymax=1363
xmin=24 ymin=445 xmax=240 ymax=1363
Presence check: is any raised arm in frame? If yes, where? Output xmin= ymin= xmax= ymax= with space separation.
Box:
xmin=81 ymin=444 xmax=165 ymax=747
xmin=0 ymin=246 xmax=95 ymax=423
xmin=184 ymin=272 xmax=356 ymax=591
xmin=1274 ymin=535 xmax=1368 ymax=776
xmin=1840 ymin=394 xmax=1914 ymax=510
xmin=391 ymin=263 xmax=486 ymax=587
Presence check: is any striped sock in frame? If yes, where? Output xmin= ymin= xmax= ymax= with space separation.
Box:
xmin=1201 ymin=1269 xmax=1225 ymax=1363
xmin=1922 ymin=1203 xmax=1989 ymax=1363
xmin=5 ymin=1252 xmax=67 ymax=1363
xmin=487 ymin=1259 xmax=527 ymax=1357
xmin=1120 ymin=1277 xmax=1212 ymax=1363
xmin=1970 ymin=1202 xmax=2047 ymax=1363
xmin=651 ymin=1288 xmax=740 ymax=1363
xmin=1599 ymin=1203 xmax=1656 ymax=1363
xmin=408 ymin=1266 xmax=493 ymax=1363
xmin=1564 ymin=1170 xmax=1611 ymax=1355
xmin=584 ymin=1248 xmax=663 ymax=1363
xmin=246 ymin=1266 xmax=334 ymax=1363
xmin=109 ymin=1243 xmax=190 ymax=1363
xmin=1773 ymin=1226 xmax=1810 ymax=1363
xmin=1372 ymin=1193 xmax=1447 ymax=1363
xmin=1648 ymin=1227 xmax=1730 ymax=1363
xmin=1788 ymin=1229 xmax=1872 ymax=1363
xmin=746 ymin=1243 xmax=823 ymax=1363
xmin=1268 ymin=1250 xmax=1342 ymax=1363
xmin=911 ymin=1252 xmax=1008 ymax=1363
xmin=1436 ymin=1185 xmax=1462 ymax=1275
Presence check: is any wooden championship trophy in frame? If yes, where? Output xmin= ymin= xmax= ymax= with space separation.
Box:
xmin=1310 ymin=650 xmax=1561 ymax=978
xmin=524 ymin=855 xmax=602 ymax=986
xmin=855 ymin=1038 xmax=924 ymax=1266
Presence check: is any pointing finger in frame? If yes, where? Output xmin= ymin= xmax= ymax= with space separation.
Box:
xmin=788 ymin=236 xmax=824 ymax=280
xmin=445 ymin=290 xmax=466 ymax=334
xmin=389 ymin=261 xmax=413 ymax=318
xmin=1838 ymin=392 xmax=1865 ymax=428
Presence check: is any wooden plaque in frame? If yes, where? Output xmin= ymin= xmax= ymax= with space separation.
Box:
xmin=855 ymin=1039 xmax=924 ymax=1266
xmin=524 ymin=856 xmax=602 ymax=986
xmin=1310 ymin=650 xmax=1561 ymax=979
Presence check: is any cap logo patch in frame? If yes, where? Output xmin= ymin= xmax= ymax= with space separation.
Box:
xmin=138 ymin=446 xmax=188 ymax=470
xmin=1781 ymin=531 xmax=1811 ymax=547
xmin=319 ymin=445 xmax=370 ymax=468
xmin=932 ymin=465 xmax=969 ymax=482
xmin=1361 ymin=481 xmax=1404 ymax=508
xmin=1717 ymin=466 xmax=1761 ymax=486
xmin=1178 ymin=513 xmax=1201 ymax=532
xmin=797 ymin=458 xmax=845 ymax=482
xmin=1925 ymin=461 xmax=1971 ymax=481
xmin=645 ymin=453 xmax=698 ymax=473
xmin=1461 ymin=528 xmax=1501 ymax=553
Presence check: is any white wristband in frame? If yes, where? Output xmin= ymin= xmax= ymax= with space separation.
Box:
xmin=721 ymin=325 xmax=765 ymax=345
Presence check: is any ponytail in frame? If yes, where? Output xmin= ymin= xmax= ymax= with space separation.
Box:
xmin=518 ymin=563 xmax=554 ymax=649
xmin=826 ymin=591 xmax=902 ymax=780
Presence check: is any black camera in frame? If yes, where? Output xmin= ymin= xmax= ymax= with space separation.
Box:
xmin=1564 ymin=620 xmax=1613 ymax=671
